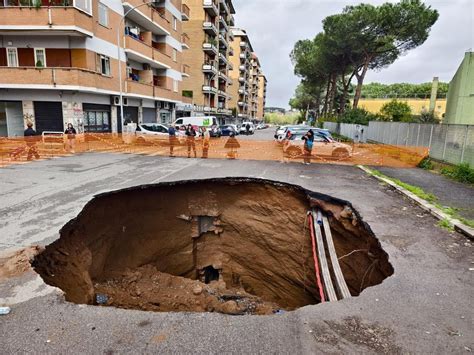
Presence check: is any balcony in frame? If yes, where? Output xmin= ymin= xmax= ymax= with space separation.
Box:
xmin=123 ymin=0 xmax=170 ymax=35
xmin=182 ymin=64 xmax=190 ymax=78
xmin=203 ymin=0 xmax=218 ymax=16
xmin=238 ymin=77 xmax=245 ymax=83
xmin=202 ymin=85 xmax=217 ymax=94
xmin=219 ymin=0 xmax=229 ymax=15
xmin=239 ymin=53 xmax=246 ymax=59
xmin=0 ymin=6 xmax=93 ymax=37
xmin=0 ymin=67 xmax=118 ymax=92
xmin=125 ymin=36 xmax=171 ymax=70
xmin=203 ymin=21 xmax=218 ymax=36
xmin=218 ymin=52 xmax=228 ymax=65
xmin=202 ymin=63 xmax=217 ymax=74
xmin=219 ymin=16 xmax=228 ymax=31
xmin=126 ymin=79 xmax=154 ymax=97
xmin=182 ymin=33 xmax=190 ymax=50
xmin=182 ymin=3 xmax=190 ymax=21
xmin=218 ymin=71 xmax=229 ymax=82
xmin=202 ymin=42 xmax=218 ymax=55
xmin=219 ymin=34 xmax=228 ymax=48
xmin=228 ymin=14 xmax=235 ymax=26
xmin=240 ymin=41 xmax=247 ymax=48
xmin=239 ymin=65 xmax=246 ymax=72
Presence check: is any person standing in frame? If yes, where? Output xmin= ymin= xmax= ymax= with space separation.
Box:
xmin=201 ymin=127 xmax=210 ymax=159
xmin=24 ymin=122 xmax=40 ymax=161
xmin=168 ymin=125 xmax=178 ymax=157
xmin=185 ymin=124 xmax=197 ymax=158
xmin=245 ymin=123 xmax=250 ymax=135
xmin=224 ymin=132 xmax=240 ymax=159
xmin=64 ymin=123 xmax=77 ymax=153
xmin=301 ymin=129 xmax=314 ymax=165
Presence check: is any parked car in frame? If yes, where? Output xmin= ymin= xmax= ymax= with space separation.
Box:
xmin=209 ymin=125 xmax=222 ymax=137
xmin=135 ymin=123 xmax=169 ymax=144
xmin=228 ymin=124 xmax=240 ymax=135
xmin=239 ymin=122 xmax=255 ymax=135
xmin=219 ymin=125 xmax=237 ymax=136
xmin=282 ymin=132 xmax=352 ymax=159
xmin=256 ymin=123 xmax=266 ymax=130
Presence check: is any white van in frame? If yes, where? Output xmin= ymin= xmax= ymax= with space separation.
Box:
xmin=172 ymin=116 xmax=218 ymax=128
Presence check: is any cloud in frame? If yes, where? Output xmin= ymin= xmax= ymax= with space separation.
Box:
xmin=232 ymin=0 xmax=474 ymax=108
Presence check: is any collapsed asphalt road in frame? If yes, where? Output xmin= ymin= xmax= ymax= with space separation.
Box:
xmin=0 ymin=153 xmax=473 ymax=354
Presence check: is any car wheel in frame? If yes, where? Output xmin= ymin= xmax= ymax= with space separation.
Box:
xmin=287 ymin=147 xmax=301 ymax=158
xmin=332 ymin=148 xmax=350 ymax=159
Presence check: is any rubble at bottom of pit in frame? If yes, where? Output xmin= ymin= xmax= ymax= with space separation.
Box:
xmin=94 ymin=264 xmax=279 ymax=315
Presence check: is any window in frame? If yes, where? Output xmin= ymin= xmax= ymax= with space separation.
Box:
xmin=98 ymin=3 xmax=108 ymax=27
xmin=34 ymin=48 xmax=46 ymax=67
xmin=172 ymin=48 xmax=177 ymax=62
xmin=96 ymin=54 xmax=111 ymax=76
xmin=74 ymin=0 xmax=92 ymax=14
xmin=173 ymin=80 xmax=178 ymax=93
xmin=173 ymin=16 xmax=177 ymax=31
xmin=6 ymin=48 xmax=18 ymax=67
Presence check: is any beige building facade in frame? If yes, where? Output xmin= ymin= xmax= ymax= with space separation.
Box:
xmin=180 ymin=0 xmax=235 ymax=121
xmin=228 ymin=28 xmax=266 ymax=122
xmin=0 ymin=0 xmax=191 ymax=136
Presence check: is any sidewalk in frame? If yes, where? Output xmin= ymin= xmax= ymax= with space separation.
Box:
xmin=375 ymin=167 xmax=474 ymax=220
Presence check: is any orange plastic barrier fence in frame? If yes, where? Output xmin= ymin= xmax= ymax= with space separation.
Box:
xmin=0 ymin=134 xmax=428 ymax=169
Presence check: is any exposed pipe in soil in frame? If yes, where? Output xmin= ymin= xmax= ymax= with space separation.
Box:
xmin=308 ymin=212 xmax=325 ymax=302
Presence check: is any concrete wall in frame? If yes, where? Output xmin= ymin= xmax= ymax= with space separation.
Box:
xmin=444 ymin=52 xmax=474 ymax=125
xmin=357 ymin=98 xmax=447 ymax=117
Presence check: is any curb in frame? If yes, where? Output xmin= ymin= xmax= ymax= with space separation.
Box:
xmin=358 ymin=165 xmax=474 ymax=240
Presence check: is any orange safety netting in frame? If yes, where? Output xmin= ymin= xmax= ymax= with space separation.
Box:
xmin=0 ymin=134 xmax=428 ymax=169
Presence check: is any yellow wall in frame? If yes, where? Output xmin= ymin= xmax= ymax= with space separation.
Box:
xmin=357 ymin=98 xmax=447 ymax=117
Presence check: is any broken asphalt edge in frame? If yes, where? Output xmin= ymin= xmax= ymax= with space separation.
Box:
xmin=358 ymin=165 xmax=474 ymax=240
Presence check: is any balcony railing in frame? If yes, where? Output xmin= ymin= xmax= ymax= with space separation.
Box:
xmin=203 ymin=21 xmax=218 ymax=36
xmin=181 ymin=3 xmax=190 ymax=20
xmin=0 ymin=6 xmax=94 ymax=36
xmin=0 ymin=67 xmax=118 ymax=91
xmin=203 ymin=0 xmax=218 ymax=16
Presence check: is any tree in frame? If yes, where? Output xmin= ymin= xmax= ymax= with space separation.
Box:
xmin=323 ymin=0 xmax=438 ymax=108
xmin=380 ymin=100 xmax=413 ymax=122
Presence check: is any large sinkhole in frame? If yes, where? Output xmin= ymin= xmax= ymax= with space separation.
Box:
xmin=33 ymin=178 xmax=393 ymax=315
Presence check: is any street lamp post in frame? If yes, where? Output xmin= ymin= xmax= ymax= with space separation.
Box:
xmin=116 ymin=1 xmax=158 ymax=133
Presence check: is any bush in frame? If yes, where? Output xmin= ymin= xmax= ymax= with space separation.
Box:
xmin=380 ymin=99 xmax=413 ymax=122
xmin=418 ymin=157 xmax=434 ymax=170
xmin=441 ymin=163 xmax=474 ymax=184
xmin=338 ymin=108 xmax=378 ymax=126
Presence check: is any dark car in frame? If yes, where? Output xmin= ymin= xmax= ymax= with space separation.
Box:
xmin=209 ymin=125 xmax=221 ymax=138
xmin=219 ymin=125 xmax=237 ymax=136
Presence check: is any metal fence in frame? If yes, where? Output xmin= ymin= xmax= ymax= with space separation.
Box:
xmin=324 ymin=121 xmax=474 ymax=166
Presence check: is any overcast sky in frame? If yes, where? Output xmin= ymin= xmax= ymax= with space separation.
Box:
xmin=232 ymin=0 xmax=474 ymax=108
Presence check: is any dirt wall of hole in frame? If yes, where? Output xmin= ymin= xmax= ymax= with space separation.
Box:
xmin=33 ymin=178 xmax=393 ymax=312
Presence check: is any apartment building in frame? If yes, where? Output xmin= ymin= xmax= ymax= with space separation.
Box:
xmin=227 ymin=27 xmax=252 ymax=121
xmin=179 ymin=0 xmax=235 ymax=122
xmin=257 ymin=73 xmax=267 ymax=120
xmin=0 ymin=0 xmax=191 ymax=137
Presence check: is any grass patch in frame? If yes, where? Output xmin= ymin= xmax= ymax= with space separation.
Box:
xmin=437 ymin=219 xmax=454 ymax=232
xmin=364 ymin=166 xmax=474 ymax=230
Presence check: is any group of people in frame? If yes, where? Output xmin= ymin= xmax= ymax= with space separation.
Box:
xmin=20 ymin=122 xmax=77 ymax=161
xmin=168 ymin=124 xmax=240 ymax=159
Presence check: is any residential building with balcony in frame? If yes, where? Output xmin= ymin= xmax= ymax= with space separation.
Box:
xmin=0 ymin=0 xmax=191 ymax=137
xmin=179 ymin=0 xmax=235 ymax=122
xmin=257 ymin=73 xmax=267 ymax=120
xmin=228 ymin=27 xmax=253 ymax=121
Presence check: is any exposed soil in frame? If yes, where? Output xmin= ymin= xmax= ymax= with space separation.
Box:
xmin=32 ymin=178 xmax=393 ymax=315
xmin=0 ymin=246 xmax=42 ymax=280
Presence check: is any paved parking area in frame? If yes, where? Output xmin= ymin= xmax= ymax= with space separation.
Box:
xmin=0 ymin=153 xmax=473 ymax=354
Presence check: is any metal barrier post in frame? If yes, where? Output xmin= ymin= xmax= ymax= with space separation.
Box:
xmin=428 ymin=125 xmax=434 ymax=149
xmin=460 ymin=125 xmax=468 ymax=163
xmin=442 ymin=125 xmax=449 ymax=160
